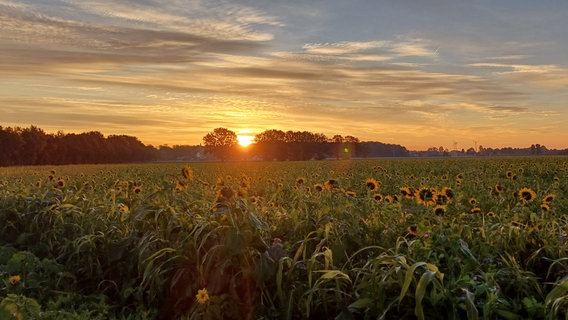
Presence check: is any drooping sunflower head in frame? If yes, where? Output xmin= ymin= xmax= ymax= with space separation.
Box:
xmin=470 ymin=207 xmax=482 ymax=214
xmin=518 ymin=187 xmax=536 ymax=203
xmin=345 ymin=191 xmax=356 ymax=197
xmin=181 ymin=165 xmax=193 ymax=180
xmin=175 ymin=180 xmax=186 ymax=191
xmin=540 ymin=203 xmax=550 ymax=211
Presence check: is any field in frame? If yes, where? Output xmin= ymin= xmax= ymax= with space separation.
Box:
xmin=1 ymin=157 xmax=567 ymax=319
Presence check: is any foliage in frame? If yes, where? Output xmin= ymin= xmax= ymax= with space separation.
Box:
xmin=0 ymin=157 xmax=567 ymax=319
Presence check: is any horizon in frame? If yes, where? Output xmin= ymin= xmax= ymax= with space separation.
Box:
xmin=1 ymin=1 xmax=567 ymax=150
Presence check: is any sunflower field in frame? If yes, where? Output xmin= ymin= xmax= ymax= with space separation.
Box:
xmin=1 ymin=157 xmax=567 ymax=319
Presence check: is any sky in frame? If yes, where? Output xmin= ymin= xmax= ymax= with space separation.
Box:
xmin=1 ymin=0 xmax=567 ymax=151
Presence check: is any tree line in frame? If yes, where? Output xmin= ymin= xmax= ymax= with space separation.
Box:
xmin=0 ymin=125 xmax=155 ymax=166
xmin=0 ymin=125 xmax=411 ymax=166
xmin=201 ymin=127 xmax=409 ymax=161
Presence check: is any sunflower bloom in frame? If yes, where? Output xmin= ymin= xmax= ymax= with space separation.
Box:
xmin=373 ymin=193 xmax=383 ymax=202
xmin=400 ymin=186 xmax=414 ymax=199
xmin=181 ymin=165 xmax=194 ymax=180
xmin=416 ymin=187 xmax=436 ymax=206
xmin=518 ymin=187 xmax=536 ymax=203
xmin=9 ymin=275 xmax=21 ymax=285
xmin=406 ymin=225 xmax=418 ymax=238
xmin=175 ymin=180 xmax=187 ymax=191
xmin=365 ymin=178 xmax=380 ymax=191
xmin=196 ymin=288 xmax=210 ymax=304
xmin=542 ymin=193 xmax=556 ymax=203
xmin=345 ymin=191 xmax=356 ymax=197
xmin=433 ymin=205 xmax=447 ymax=216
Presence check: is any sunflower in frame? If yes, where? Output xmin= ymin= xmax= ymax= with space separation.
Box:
xmin=195 ymin=288 xmax=210 ymax=304
xmin=324 ymin=179 xmax=338 ymax=190
xmin=434 ymin=194 xmax=449 ymax=205
xmin=237 ymin=187 xmax=248 ymax=198
xmin=384 ymin=195 xmax=395 ymax=203
xmin=487 ymin=211 xmax=496 ymax=218
xmin=56 ymin=178 xmax=66 ymax=188
xmin=181 ymin=165 xmax=193 ymax=180
xmin=9 ymin=275 xmax=21 ymax=285
xmin=506 ymin=171 xmax=513 ymax=179
xmin=133 ymin=185 xmax=142 ymax=194
xmin=406 ymin=225 xmax=418 ymax=238
xmin=540 ymin=203 xmax=550 ymax=211
xmin=345 ymin=191 xmax=356 ymax=197
xmin=314 ymin=183 xmax=324 ymax=192
xmin=542 ymin=193 xmax=556 ymax=203
xmin=215 ymin=186 xmax=234 ymax=202
xmin=469 ymin=197 xmax=478 ymax=206
xmin=373 ymin=193 xmax=383 ymax=202
xmin=296 ymin=177 xmax=306 ymax=185
xmin=400 ymin=186 xmax=414 ymax=199
xmin=248 ymin=196 xmax=258 ymax=204
xmin=470 ymin=207 xmax=482 ymax=214
xmin=240 ymin=175 xmax=251 ymax=189
xmin=433 ymin=205 xmax=447 ymax=216
xmin=455 ymin=173 xmax=464 ymax=184
xmin=365 ymin=178 xmax=380 ymax=191
xmin=416 ymin=187 xmax=436 ymax=206
xmin=518 ymin=187 xmax=536 ymax=203
xmin=494 ymin=184 xmax=503 ymax=195
xmin=219 ymin=213 xmax=230 ymax=223
xmin=440 ymin=187 xmax=454 ymax=201
xmin=175 ymin=180 xmax=186 ymax=191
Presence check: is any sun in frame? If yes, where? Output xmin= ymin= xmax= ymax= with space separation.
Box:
xmin=237 ymin=135 xmax=254 ymax=147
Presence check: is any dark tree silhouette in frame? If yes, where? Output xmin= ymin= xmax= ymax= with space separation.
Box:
xmin=202 ymin=127 xmax=238 ymax=160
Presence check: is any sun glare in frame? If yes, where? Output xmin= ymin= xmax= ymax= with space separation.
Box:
xmin=237 ymin=135 xmax=254 ymax=147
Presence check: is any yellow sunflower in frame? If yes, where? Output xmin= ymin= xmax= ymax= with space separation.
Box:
xmin=433 ymin=205 xmax=447 ymax=216
xmin=542 ymin=193 xmax=556 ymax=203
xmin=195 ymin=288 xmax=210 ymax=304
xmin=365 ymin=178 xmax=380 ymax=191
xmin=181 ymin=165 xmax=193 ymax=180
xmin=416 ymin=187 xmax=436 ymax=206
xmin=9 ymin=275 xmax=21 ymax=285
xmin=373 ymin=193 xmax=383 ymax=202
xmin=400 ymin=186 xmax=414 ymax=199
xmin=518 ymin=187 xmax=536 ymax=203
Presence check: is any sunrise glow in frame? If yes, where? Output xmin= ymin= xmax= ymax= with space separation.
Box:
xmin=0 ymin=1 xmax=567 ymax=150
xmin=237 ymin=135 xmax=254 ymax=147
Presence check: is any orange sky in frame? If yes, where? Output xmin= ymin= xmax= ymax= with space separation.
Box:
xmin=1 ymin=0 xmax=567 ymax=150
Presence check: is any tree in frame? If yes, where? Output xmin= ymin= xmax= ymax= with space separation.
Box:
xmin=202 ymin=127 xmax=238 ymax=160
